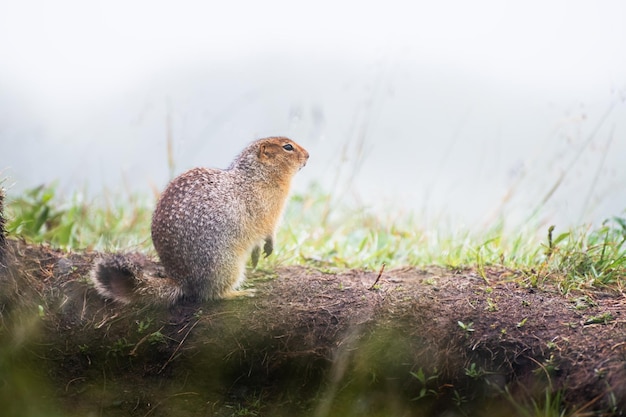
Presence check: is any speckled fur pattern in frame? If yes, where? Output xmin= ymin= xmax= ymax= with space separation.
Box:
xmin=91 ymin=137 xmax=309 ymax=305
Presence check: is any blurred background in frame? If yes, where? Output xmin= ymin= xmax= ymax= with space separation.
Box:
xmin=0 ymin=0 xmax=624 ymax=231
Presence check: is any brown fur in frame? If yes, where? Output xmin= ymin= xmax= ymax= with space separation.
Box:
xmin=90 ymin=137 xmax=309 ymax=305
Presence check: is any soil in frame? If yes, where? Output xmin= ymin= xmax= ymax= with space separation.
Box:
xmin=1 ymin=238 xmax=626 ymax=417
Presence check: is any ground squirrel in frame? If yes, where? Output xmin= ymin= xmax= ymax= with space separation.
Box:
xmin=90 ymin=137 xmax=309 ymax=305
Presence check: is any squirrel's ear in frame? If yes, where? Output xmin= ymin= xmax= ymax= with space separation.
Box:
xmin=258 ymin=142 xmax=276 ymax=161
xmin=258 ymin=143 xmax=267 ymax=159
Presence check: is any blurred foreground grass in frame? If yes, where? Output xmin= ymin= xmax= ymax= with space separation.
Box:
xmin=5 ymin=183 xmax=626 ymax=295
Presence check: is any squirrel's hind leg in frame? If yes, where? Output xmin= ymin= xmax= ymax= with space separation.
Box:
xmin=221 ymin=287 xmax=257 ymax=299
xmin=219 ymin=255 xmax=256 ymax=299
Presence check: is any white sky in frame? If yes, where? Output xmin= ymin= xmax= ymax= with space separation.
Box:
xmin=1 ymin=0 xmax=625 ymax=110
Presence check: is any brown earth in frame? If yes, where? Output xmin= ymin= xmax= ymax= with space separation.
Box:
xmin=1 ymin=238 xmax=626 ymax=417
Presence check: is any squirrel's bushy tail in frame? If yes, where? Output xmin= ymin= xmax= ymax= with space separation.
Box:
xmin=90 ymin=254 xmax=183 ymax=305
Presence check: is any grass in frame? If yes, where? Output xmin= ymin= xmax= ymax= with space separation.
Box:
xmin=3 ymin=183 xmax=625 ymax=417
xmin=543 ymin=219 xmax=626 ymax=292
xmin=4 ymin=183 xmax=626 ymax=297
xmin=5 ymin=184 xmax=153 ymax=252
xmin=279 ymin=185 xmax=626 ymax=296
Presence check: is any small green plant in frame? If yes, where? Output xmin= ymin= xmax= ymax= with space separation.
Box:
xmin=457 ymin=321 xmax=475 ymax=333
xmin=409 ymin=367 xmax=440 ymax=401
xmin=571 ymin=295 xmax=596 ymax=310
xmin=136 ymin=319 xmax=153 ymax=333
xmin=536 ymin=354 xmax=560 ymax=376
xmin=584 ymin=312 xmax=614 ymax=325
xmin=451 ymin=389 xmax=467 ymax=407
xmin=485 ymin=297 xmax=498 ymax=312
xmin=107 ymin=338 xmax=133 ymax=357
xmin=464 ymin=363 xmax=485 ymax=379
xmin=424 ymin=277 xmax=437 ymax=286
xmin=147 ymin=331 xmax=167 ymax=345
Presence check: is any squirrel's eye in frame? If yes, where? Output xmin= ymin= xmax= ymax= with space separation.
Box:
xmin=283 ymin=144 xmax=294 ymax=151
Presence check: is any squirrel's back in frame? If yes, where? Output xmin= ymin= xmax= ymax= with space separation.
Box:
xmin=151 ymin=166 xmax=250 ymax=301
xmin=91 ymin=137 xmax=309 ymax=305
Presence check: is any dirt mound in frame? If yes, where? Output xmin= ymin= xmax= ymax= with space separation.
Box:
xmin=1 ymin=239 xmax=625 ymax=416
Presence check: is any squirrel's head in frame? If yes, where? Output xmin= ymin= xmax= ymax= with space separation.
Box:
xmin=258 ymin=137 xmax=309 ymax=172
xmin=232 ymin=137 xmax=309 ymax=181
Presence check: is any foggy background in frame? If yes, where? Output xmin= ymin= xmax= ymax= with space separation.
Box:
xmin=1 ymin=0 xmax=625 ymax=231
